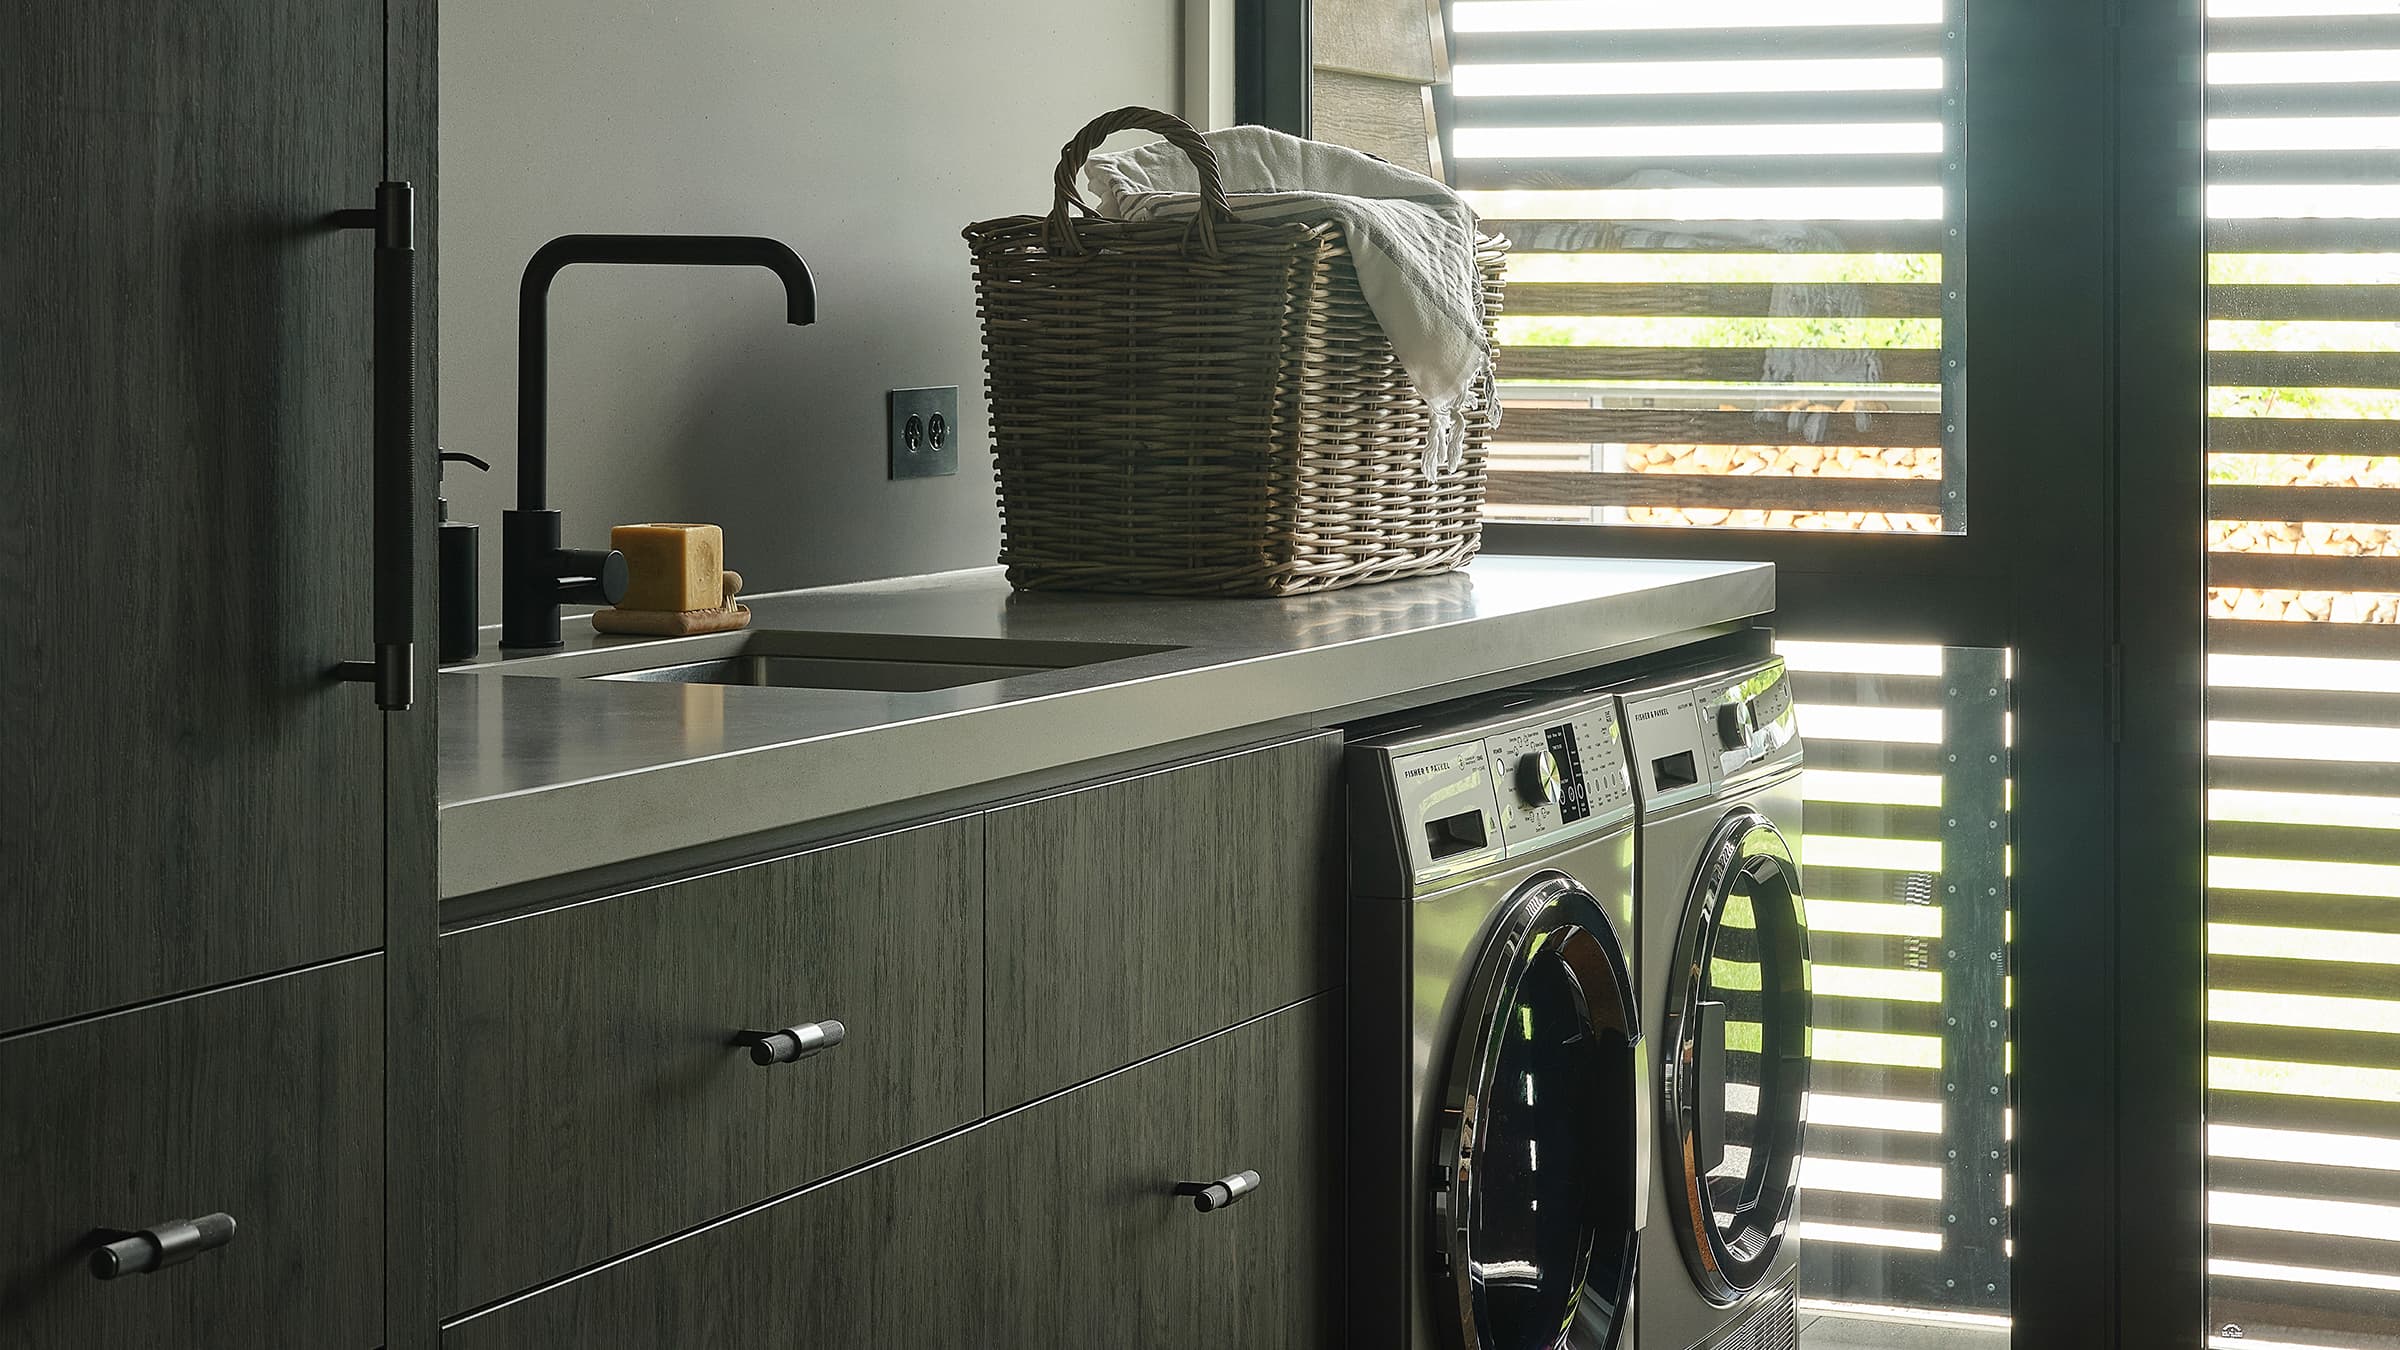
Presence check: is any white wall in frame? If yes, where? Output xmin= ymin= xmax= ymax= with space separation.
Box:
xmin=440 ymin=1 xmax=1185 ymax=613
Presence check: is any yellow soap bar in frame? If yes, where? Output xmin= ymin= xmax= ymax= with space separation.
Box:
xmin=611 ymin=523 xmax=723 ymax=612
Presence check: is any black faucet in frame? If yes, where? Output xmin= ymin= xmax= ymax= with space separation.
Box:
xmin=500 ymin=234 xmax=818 ymax=650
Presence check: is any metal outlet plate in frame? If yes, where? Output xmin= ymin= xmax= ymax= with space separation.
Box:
xmin=887 ymin=386 xmax=959 ymax=479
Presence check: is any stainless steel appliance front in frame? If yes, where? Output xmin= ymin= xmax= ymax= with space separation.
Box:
xmin=1348 ymin=691 xmax=1647 ymax=1350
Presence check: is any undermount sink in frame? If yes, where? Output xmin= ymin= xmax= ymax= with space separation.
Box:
xmin=504 ymin=630 xmax=1181 ymax=693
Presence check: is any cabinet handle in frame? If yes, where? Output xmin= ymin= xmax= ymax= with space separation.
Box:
xmin=331 ymin=181 xmax=419 ymax=711
xmin=1173 ymin=1170 xmax=1261 ymax=1213
xmin=742 ymin=1019 xmax=846 ymax=1066
xmin=90 ymin=1213 xmax=237 ymax=1279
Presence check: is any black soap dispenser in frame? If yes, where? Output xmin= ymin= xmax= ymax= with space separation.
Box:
xmin=438 ymin=451 xmax=491 ymax=664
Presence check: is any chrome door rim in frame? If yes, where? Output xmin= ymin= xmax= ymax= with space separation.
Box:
xmin=1431 ymin=873 xmax=1643 ymax=1350
xmin=1662 ymin=809 xmax=1811 ymax=1305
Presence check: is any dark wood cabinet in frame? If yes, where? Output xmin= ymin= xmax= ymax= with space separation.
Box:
xmin=984 ymin=733 xmax=1345 ymax=1108
xmin=0 ymin=959 xmax=385 ymax=1350
xmin=3 ymin=6 xmax=435 ymax=1348
xmin=440 ymin=995 xmax=1341 ymax=1350
xmin=0 ymin=0 xmax=399 ymax=1032
xmin=975 ymin=996 xmax=1343 ymax=1348
xmin=437 ymin=818 xmax=985 ymax=1313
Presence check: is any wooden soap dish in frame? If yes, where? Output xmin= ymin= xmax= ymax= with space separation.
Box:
xmin=593 ymin=570 xmax=752 ymax=636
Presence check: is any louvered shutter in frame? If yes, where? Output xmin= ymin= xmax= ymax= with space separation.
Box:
xmin=1445 ymin=0 xmax=1964 ymax=532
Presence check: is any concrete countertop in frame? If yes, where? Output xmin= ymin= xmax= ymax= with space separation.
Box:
xmin=438 ymin=555 xmax=1774 ymax=899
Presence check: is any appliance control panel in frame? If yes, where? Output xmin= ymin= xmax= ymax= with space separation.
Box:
xmin=1358 ymin=690 xmax=1636 ymax=888
xmin=1621 ymin=657 xmax=1801 ymax=813
xmin=1696 ymin=660 xmax=1801 ymax=782
xmin=1485 ymin=698 xmax=1634 ymax=852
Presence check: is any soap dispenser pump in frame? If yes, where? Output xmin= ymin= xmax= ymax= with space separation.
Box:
xmin=438 ymin=450 xmax=491 ymax=664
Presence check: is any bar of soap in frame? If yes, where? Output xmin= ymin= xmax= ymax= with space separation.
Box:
xmin=611 ymin=523 xmax=724 ymax=612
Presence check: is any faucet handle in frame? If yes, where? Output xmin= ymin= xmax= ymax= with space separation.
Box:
xmin=557 ymin=548 xmax=628 ymax=607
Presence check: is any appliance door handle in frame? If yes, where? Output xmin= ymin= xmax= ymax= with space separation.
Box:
xmin=1173 ymin=1170 xmax=1261 ymax=1213
xmin=1694 ymin=999 xmax=1729 ymax=1175
xmin=333 ymin=181 xmax=418 ymax=711
xmin=90 ymin=1213 xmax=237 ymax=1279
xmin=1630 ymin=1031 xmax=1652 ymax=1234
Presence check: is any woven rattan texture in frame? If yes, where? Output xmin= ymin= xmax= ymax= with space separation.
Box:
xmin=964 ymin=106 xmax=1507 ymax=598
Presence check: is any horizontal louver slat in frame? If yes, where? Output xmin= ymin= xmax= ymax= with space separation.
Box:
xmin=2211 ymin=619 xmax=2400 ymax=659
xmin=1807 ymin=1126 xmax=1949 ymax=1168
xmin=1451 ymin=89 xmax=1945 ymax=129
xmin=2210 ymin=217 xmax=2400 ymax=252
xmin=1509 ymin=280 xmax=1941 ymax=317
xmin=1456 ymin=154 xmax=1942 ymax=190
xmin=2208 ymin=893 xmax=2400 ymax=936
xmin=1452 ymin=25 xmax=1945 ymax=65
xmin=1484 ymin=217 xmax=1947 ymax=252
xmin=2212 ymin=1022 xmax=2400 ymax=1075
xmin=2208 ymin=757 xmax=2400 ymax=798
xmin=2210 ymin=418 xmax=2400 ymax=456
xmin=1795 ymin=1189 xmax=1946 ymax=1232
xmin=2210 ymin=552 xmax=2400 ymax=593
xmin=2206 ymin=821 xmax=2400 ymax=865
xmin=2214 ymin=1157 xmax=2400 ymax=1211
xmin=1484 ymin=470 xmax=1939 ymax=513
xmin=2210 ymin=284 xmax=2400 ymax=321
xmin=2206 ymin=14 xmax=2400 ymax=51
xmin=1499 ymin=344 xmax=1943 ymax=384
xmin=2212 ymin=352 xmax=2400 ymax=391
xmin=2208 ymin=684 xmax=2400 ymax=727
xmin=1506 ymin=406 xmax=1943 ymax=447
xmin=2211 ymin=1294 xmax=2400 ymax=1350
xmin=2210 ymin=484 xmax=2400 ymax=527
xmin=2208 ymin=81 xmax=2400 ymax=120
xmin=2213 ymin=1090 xmax=2400 ymax=1141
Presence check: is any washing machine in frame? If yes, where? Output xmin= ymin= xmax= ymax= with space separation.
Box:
xmin=1615 ymin=655 xmax=1811 ymax=1350
xmin=1346 ymin=688 xmax=1647 ymax=1350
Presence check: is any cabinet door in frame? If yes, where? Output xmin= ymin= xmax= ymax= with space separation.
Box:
xmin=0 ymin=960 xmax=385 ymax=1350
xmin=438 ymin=818 xmax=985 ymax=1313
xmin=980 ymin=997 xmax=1344 ymax=1347
xmin=985 ymin=733 xmax=1345 ymax=1107
xmin=0 ymin=0 xmax=389 ymax=1030
xmin=441 ymin=996 xmax=1341 ymax=1350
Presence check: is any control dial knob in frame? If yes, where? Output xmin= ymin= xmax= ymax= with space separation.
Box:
xmin=1516 ymin=748 xmax=1563 ymax=806
xmin=1716 ymin=703 xmax=1752 ymax=750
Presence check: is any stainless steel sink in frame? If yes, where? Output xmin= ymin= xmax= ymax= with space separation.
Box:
xmin=496 ymin=630 xmax=1180 ymax=693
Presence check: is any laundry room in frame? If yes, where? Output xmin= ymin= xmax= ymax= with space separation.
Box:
xmin=1 ymin=1 xmax=2380 ymax=1347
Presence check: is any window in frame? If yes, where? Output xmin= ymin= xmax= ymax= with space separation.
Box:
xmin=2205 ymin=3 xmax=2400 ymax=1345
xmin=1779 ymin=640 xmax=2013 ymax=1336
xmin=1445 ymin=0 xmax=1965 ymax=533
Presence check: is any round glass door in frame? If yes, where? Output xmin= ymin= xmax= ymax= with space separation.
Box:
xmin=1432 ymin=876 xmax=1641 ymax=1350
xmin=1664 ymin=808 xmax=1811 ymax=1304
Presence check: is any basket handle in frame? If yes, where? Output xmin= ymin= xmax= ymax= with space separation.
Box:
xmin=1046 ymin=106 xmax=1235 ymax=255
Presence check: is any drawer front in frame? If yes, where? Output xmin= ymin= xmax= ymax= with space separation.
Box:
xmin=442 ymin=995 xmax=1340 ymax=1350
xmin=439 ymin=816 xmax=983 ymax=1312
xmin=0 ymin=959 xmax=384 ymax=1350
xmin=985 ymin=732 xmax=1343 ymax=1107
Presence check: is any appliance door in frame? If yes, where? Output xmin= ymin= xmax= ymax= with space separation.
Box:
xmin=1663 ymin=807 xmax=1812 ymax=1304
xmin=1430 ymin=874 xmax=1642 ymax=1350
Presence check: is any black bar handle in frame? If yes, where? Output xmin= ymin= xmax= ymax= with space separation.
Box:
xmin=743 ymin=1019 xmax=847 ymax=1066
xmin=90 ymin=1213 xmax=237 ymax=1279
xmin=333 ymin=181 xmax=418 ymax=710
xmin=1173 ymin=1170 xmax=1261 ymax=1213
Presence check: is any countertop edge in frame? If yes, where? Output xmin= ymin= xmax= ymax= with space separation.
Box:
xmin=438 ymin=561 xmax=1772 ymax=899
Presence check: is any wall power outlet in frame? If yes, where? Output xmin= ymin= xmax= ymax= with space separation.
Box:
xmin=887 ymin=386 xmax=960 ymax=480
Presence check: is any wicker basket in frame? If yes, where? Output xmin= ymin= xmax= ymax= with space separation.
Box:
xmin=963 ymin=106 xmax=1506 ymax=598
